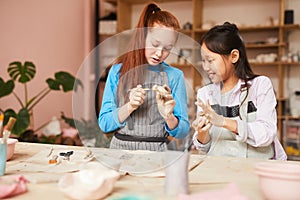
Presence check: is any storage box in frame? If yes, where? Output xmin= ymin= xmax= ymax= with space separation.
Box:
xmin=283 ymin=120 xmax=300 ymax=160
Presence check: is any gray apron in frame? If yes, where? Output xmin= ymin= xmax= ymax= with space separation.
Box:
xmin=110 ymin=66 xmax=169 ymax=151
xmin=208 ymin=85 xmax=274 ymax=159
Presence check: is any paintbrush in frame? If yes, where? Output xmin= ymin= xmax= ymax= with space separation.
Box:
xmin=2 ymin=117 xmax=16 ymax=144
xmin=0 ymin=112 xmax=3 ymax=138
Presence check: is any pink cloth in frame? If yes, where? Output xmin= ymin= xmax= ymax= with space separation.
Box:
xmin=178 ymin=183 xmax=249 ymax=200
xmin=62 ymin=128 xmax=78 ymax=138
xmin=0 ymin=175 xmax=28 ymax=199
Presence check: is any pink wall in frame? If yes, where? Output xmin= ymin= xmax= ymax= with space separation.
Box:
xmin=0 ymin=0 xmax=94 ymax=134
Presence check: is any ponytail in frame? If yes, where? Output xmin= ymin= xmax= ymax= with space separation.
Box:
xmin=116 ymin=2 xmax=180 ymax=101
xmin=138 ymin=3 xmax=161 ymax=28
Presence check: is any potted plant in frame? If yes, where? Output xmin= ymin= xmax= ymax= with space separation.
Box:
xmin=0 ymin=61 xmax=82 ymax=141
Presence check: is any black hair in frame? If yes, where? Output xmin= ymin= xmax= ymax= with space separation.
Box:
xmin=200 ymin=22 xmax=258 ymax=82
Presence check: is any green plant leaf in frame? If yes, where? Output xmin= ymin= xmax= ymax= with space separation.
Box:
xmin=4 ymin=108 xmax=30 ymax=136
xmin=0 ymin=78 xmax=14 ymax=98
xmin=54 ymin=72 xmax=76 ymax=92
xmin=8 ymin=61 xmax=36 ymax=83
xmin=3 ymin=109 xmax=17 ymax=125
xmin=46 ymin=71 xmax=81 ymax=92
xmin=46 ymin=78 xmax=60 ymax=90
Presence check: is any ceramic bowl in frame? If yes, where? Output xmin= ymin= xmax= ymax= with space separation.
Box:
xmin=0 ymin=138 xmax=18 ymax=161
xmin=254 ymin=162 xmax=300 ymax=200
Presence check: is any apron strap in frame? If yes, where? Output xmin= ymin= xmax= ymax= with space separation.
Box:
xmin=239 ymin=83 xmax=249 ymax=120
xmin=114 ymin=132 xmax=169 ymax=143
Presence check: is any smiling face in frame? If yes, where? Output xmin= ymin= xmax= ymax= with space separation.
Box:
xmin=200 ymin=43 xmax=237 ymax=86
xmin=145 ymin=23 xmax=177 ymax=66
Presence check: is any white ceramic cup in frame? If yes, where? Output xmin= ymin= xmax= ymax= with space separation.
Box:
xmin=0 ymin=143 xmax=7 ymax=176
xmin=164 ymin=150 xmax=190 ymax=196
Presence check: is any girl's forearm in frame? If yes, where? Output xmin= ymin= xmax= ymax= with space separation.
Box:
xmin=165 ymin=113 xmax=178 ymax=130
xmin=118 ymin=103 xmax=135 ymax=123
xmin=197 ymin=132 xmax=210 ymax=144
xmin=223 ymin=117 xmax=238 ymax=134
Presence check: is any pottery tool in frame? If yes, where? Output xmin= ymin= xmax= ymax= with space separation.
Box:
xmin=128 ymin=87 xmax=151 ymax=92
xmin=84 ymin=148 xmax=93 ymax=159
xmin=47 ymin=147 xmax=54 ymax=157
xmin=2 ymin=117 xmax=16 ymax=144
xmin=48 ymin=155 xmax=59 ymax=164
xmin=59 ymin=151 xmax=74 ymax=161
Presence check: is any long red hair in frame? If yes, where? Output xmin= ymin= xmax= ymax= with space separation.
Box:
xmin=116 ymin=2 xmax=180 ymax=102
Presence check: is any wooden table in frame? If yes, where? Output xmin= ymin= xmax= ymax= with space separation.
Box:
xmin=4 ymin=142 xmax=298 ymax=200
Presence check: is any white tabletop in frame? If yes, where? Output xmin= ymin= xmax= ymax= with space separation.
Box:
xmin=4 ymin=142 xmax=298 ymax=200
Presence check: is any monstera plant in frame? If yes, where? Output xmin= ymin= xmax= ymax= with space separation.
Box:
xmin=0 ymin=61 xmax=82 ymax=139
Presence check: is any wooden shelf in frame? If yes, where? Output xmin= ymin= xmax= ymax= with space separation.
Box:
xmin=119 ymin=0 xmax=190 ymax=3
xmin=105 ymin=0 xmax=117 ymax=5
xmin=239 ymin=25 xmax=280 ymax=32
xmin=278 ymin=116 xmax=300 ymax=120
xmin=194 ymin=24 xmax=300 ymax=33
xmin=281 ymin=62 xmax=300 ymax=66
xmin=179 ymin=29 xmax=193 ymax=36
xmin=195 ymin=25 xmax=281 ymax=33
xmin=281 ymin=24 xmax=300 ymax=31
xmin=250 ymin=62 xmax=279 ymax=66
xmin=97 ymin=0 xmax=300 ymax=145
xmin=250 ymin=62 xmax=300 ymax=66
xmin=246 ymin=43 xmax=285 ymax=48
xmin=277 ymin=97 xmax=289 ymax=102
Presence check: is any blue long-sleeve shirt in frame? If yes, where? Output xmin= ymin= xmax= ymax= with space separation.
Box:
xmin=98 ymin=62 xmax=190 ymax=139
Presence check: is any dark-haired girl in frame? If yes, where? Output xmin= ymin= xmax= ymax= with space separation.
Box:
xmin=192 ymin=22 xmax=286 ymax=160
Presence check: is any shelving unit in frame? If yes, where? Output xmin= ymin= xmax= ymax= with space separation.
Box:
xmin=96 ymin=0 xmax=300 ymax=142
xmin=283 ymin=120 xmax=300 ymax=160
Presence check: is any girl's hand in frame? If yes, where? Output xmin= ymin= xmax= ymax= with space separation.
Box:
xmin=196 ymin=98 xmax=225 ymax=127
xmin=192 ymin=112 xmax=212 ymax=144
xmin=128 ymin=84 xmax=146 ymax=111
xmin=153 ymin=84 xmax=176 ymax=119
xmin=192 ymin=112 xmax=211 ymax=132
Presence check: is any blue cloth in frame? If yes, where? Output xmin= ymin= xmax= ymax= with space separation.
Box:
xmin=98 ymin=62 xmax=190 ymax=139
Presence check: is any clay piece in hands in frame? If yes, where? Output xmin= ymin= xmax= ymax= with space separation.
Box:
xmin=152 ymin=84 xmax=172 ymax=99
